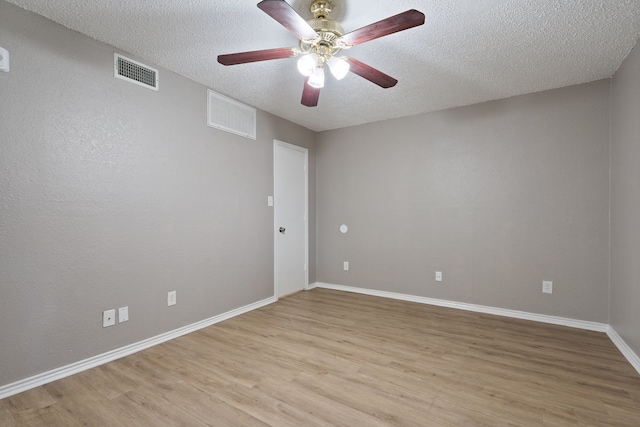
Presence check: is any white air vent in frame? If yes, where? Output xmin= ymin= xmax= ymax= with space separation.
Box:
xmin=207 ymin=90 xmax=256 ymax=140
xmin=114 ymin=53 xmax=158 ymax=91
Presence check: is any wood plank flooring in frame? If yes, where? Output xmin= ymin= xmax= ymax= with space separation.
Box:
xmin=1 ymin=288 xmax=639 ymax=426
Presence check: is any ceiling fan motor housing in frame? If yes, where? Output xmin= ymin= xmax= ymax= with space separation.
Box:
xmin=301 ymin=0 xmax=345 ymax=61
xmin=308 ymin=18 xmax=344 ymax=38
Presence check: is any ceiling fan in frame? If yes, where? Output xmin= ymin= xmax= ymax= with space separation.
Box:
xmin=217 ymin=0 xmax=425 ymax=107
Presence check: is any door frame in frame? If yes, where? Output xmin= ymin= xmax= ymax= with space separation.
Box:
xmin=273 ymin=139 xmax=309 ymax=299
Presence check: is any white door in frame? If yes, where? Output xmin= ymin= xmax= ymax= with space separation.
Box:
xmin=274 ymin=140 xmax=308 ymax=298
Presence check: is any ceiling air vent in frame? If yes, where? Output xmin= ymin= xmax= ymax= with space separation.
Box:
xmin=114 ymin=53 xmax=158 ymax=91
xmin=207 ymin=90 xmax=256 ymax=140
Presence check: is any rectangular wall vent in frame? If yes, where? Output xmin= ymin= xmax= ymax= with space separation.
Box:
xmin=114 ymin=53 xmax=158 ymax=91
xmin=207 ymin=90 xmax=256 ymax=140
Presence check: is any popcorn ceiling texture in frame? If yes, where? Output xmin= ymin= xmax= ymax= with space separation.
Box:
xmin=6 ymin=0 xmax=640 ymax=131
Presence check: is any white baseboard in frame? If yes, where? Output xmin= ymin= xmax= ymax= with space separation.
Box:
xmin=313 ymin=282 xmax=640 ymax=375
xmin=4 ymin=285 xmax=638 ymax=400
xmin=607 ymin=327 xmax=640 ymax=375
xmin=0 ymin=296 xmax=277 ymax=400
xmin=313 ymin=282 xmax=608 ymax=332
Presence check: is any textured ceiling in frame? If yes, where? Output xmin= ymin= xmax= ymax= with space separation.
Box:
xmin=6 ymin=0 xmax=640 ymax=132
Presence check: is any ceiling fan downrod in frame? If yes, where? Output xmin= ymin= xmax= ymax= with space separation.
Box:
xmin=311 ymin=0 xmax=332 ymax=19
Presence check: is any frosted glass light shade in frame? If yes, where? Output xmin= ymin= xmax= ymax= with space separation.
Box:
xmin=308 ymin=66 xmax=325 ymax=88
xmin=328 ymin=56 xmax=350 ymax=80
xmin=297 ymin=53 xmax=317 ymax=77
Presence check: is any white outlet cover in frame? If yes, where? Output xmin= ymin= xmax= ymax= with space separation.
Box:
xmin=103 ymin=309 xmax=116 ymax=328
xmin=118 ymin=306 xmax=129 ymax=323
xmin=343 ymin=261 xmax=349 ymax=271
xmin=543 ymin=281 xmax=553 ymax=294
xmin=168 ymin=291 xmax=177 ymax=306
xmin=0 ymin=47 xmax=9 ymax=72
xmin=435 ymin=271 xmax=443 ymax=282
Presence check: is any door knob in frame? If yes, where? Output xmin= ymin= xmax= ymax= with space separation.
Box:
xmin=279 ymin=227 xmax=286 ymax=234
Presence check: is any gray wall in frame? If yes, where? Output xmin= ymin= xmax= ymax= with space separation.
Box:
xmin=2 ymin=0 xmax=637 ymax=390
xmin=611 ymin=39 xmax=640 ymax=356
xmin=0 ymin=1 xmax=315 ymax=387
xmin=316 ymin=81 xmax=611 ymax=322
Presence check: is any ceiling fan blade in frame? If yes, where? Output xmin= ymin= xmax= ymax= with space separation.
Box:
xmin=345 ymin=57 xmax=398 ymax=88
xmin=301 ymin=79 xmax=320 ymax=107
xmin=218 ymin=48 xmax=296 ymax=66
xmin=340 ymin=9 xmax=425 ymax=47
xmin=258 ymin=0 xmax=319 ymax=41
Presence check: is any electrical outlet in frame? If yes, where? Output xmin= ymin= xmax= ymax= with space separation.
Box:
xmin=103 ymin=309 xmax=116 ymax=328
xmin=435 ymin=271 xmax=443 ymax=282
xmin=543 ymin=281 xmax=553 ymax=294
xmin=168 ymin=291 xmax=177 ymax=306
xmin=343 ymin=261 xmax=349 ymax=271
xmin=118 ymin=306 xmax=129 ymax=323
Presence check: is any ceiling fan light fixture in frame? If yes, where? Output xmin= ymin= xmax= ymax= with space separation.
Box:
xmin=297 ymin=53 xmax=318 ymax=77
xmin=308 ymin=66 xmax=325 ymax=88
xmin=328 ymin=56 xmax=350 ymax=80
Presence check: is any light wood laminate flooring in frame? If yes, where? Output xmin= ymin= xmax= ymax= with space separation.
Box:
xmin=1 ymin=288 xmax=639 ymax=426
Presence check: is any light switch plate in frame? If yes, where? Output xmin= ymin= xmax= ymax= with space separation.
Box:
xmin=0 ymin=47 xmax=9 ymax=72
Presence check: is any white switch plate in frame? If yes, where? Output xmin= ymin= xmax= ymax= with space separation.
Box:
xmin=118 ymin=306 xmax=129 ymax=323
xmin=543 ymin=281 xmax=553 ymax=294
xmin=0 ymin=47 xmax=9 ymax=72
xmin=343 ymin=261 xmax=349 ymax=271
xmin=103 ymin=309 xmax=116 ymax=327
xmin=435 ymin=271 xmax=443 ymax=282
xmin=168 ymin=291 xmax=177 ymax=306
xmin=268 ymin=196 xmax=274 ymax=207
